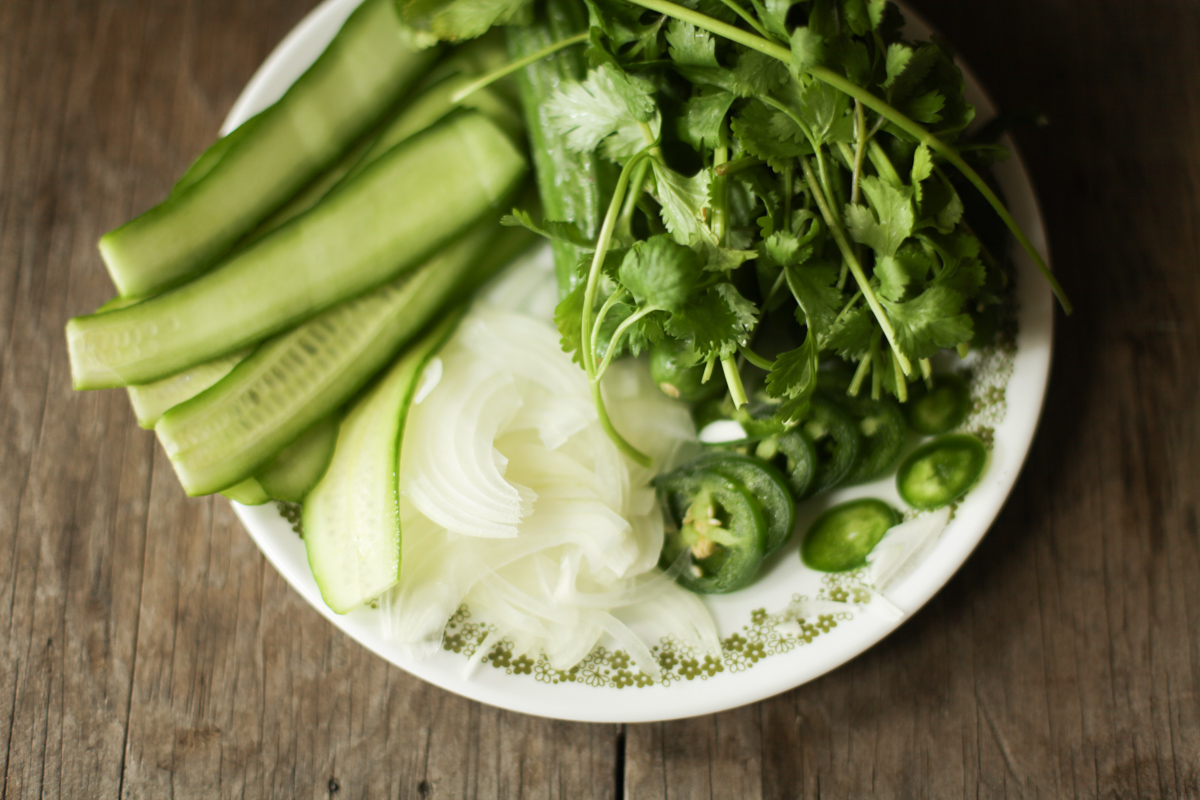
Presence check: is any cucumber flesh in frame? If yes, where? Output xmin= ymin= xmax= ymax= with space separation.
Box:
xmin=68 ymin=112 xmax=527 ymax=389
xmin=304 ymin=311 xmax=463 ymax=614
xmin=99 ymin=0 xmax=439 ymax=298
xmin=256 ymin=415 xmax=340 ymax=503
xmin=221 ymin=477 xmax=270 ymax=506
xmin=154 ymin=223 xmax=532 ymax=497
xmin=126 ymin=348 xmax=249 ymax=429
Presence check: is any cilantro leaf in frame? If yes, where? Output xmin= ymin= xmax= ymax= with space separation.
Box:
xmin=785 ymin=259 xmax=842 ymax=338
xmin=882 ymin=43 xmax=913 ymax=90
xmin=778 ymin=78 xmax=854 ymax=146
xmin=883 ymin=286 xmax=974 ymax=360
xmin=790 ymin=27 xmax=826 ymax=72
xmin=547 ymin=65 xmax=661 ymax=160
xmin=665 ymin=284 xmax=752 ymax=358
xmin=824 ymin=305 xmax=874 ymax=360
xmin=617 ymin=235 xmax=705 ymax=312
xmin=677 ymin=89 xmax=735 ymax=151
xmin=748 ymin=0 xmax=792 ymax=41
xmin=729 ymin=49 xmax=790 ymax=97
xmin=554 ymin=280 xmax=587 ymax=364
xmin=924 ymin=232 xmax=985 ymax=297
xmin=650 ymin=161 xmax=712 ymax=245
xmin=874 ymin=243 xmax=935 ymax=302
xmin=716 ymin=282 xmax=759 ymax=331
xmin=502 ymin=209 xmax=595 ymax=248
xmin=666 ymin=19 xmax=718 ymax=67
xmin=731 ymin=100 xmax=811 ymax=172
xmin=844 ymin=175 xmax=915 ymax=257
xmin=910 ymin=143 xmax=933 ymax=205
xmin=764 ymin=334 xmax=818 ymax=422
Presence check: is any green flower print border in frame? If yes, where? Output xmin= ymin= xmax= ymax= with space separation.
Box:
xmin=441 ymin=569 xmax=874 ymax=689
xmin=273 ymin=271 xmax=1019 ymax=690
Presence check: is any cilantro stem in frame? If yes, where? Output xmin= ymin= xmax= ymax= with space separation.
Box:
xmin=800 ymin=157 xmax=912 ymax=376
xmin=851 ymin=101 xmax=867 ymax=205
xmin=715 ymin=0 xmax=772 ymax=40
xmin=848 ymin=347 xmax=871 ymax=396
xmin=591 ymin=286 xmax=629 ymax=357
xmin=892 ymin=349 xmax=908 ymax=401
xmin=721 ymin=354 xmax=749 ymax=408
xmin=451 ymin=32 xmax=589 ymax=103
xmin=869 ymin=329 xmax=883 ymax=400
xmin=713 ymin=146 xmax=729 ymax=246
xmin=618 ymin=0 xmax=1071 ymax=312
xmin=714 ymin=156 xmax=762 ymax=176
xmin=594 ymin=305 xmax=661 ymax=381
xmin=582 ymin=150 xmax=654 ymax=467
xmin=738 ymin=345 xmax=774 ymax=371
xmin=617 ymin=159 xmax=652 ymax=243
xmin=782 ymin=163 xmax=793 ymax=226
xmin=867 ymin=140 xmax=902 ymax=186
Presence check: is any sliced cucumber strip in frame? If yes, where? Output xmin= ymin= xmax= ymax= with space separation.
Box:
xmin=125 ymin=348 xmax=249 ymax=429
xmin=256 ymin=415 xmax=340 ymax=503
xmin=221 ymin=477 xmax=270 ymax=506
xmin=99 ymin=0 xmax=440 ymax=297
xmin=240 ymin=39 xmax=519 ymax=252
xmin=304 ymin=311 xmax=463 ymax=614
xmin=507 ymin=0 xmax=608 ymax=295
xmin=155 ymin=223 xmax=532 ymax=496
xmin=169 ymin=108 xmax=266 ymax=199
xmin=68 ymin=112 xmax=527 ymax=389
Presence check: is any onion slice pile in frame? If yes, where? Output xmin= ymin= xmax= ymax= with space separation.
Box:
xmin=377 ymin=260 xmax=717 ymax=677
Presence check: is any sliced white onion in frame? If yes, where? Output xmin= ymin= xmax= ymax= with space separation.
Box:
xmin=380 ymin=290 xmax=718 ymax=675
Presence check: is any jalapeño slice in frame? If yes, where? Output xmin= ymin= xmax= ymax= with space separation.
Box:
xmin=801 ymin=498 xmax=899 ymax=573
xmin=692 ymin=453 xmax=797 ymax=557
xmin=834 ymin=393 xmax=907 ymax=485
xmin=896 ymin=433 xmax=988 ymax=509
xmin=649 ymin=338 xmax=724 ymax=403
xmin=754 ymin=430 xmax=817 ymax=501
xmin=905 ymin=373 xmax=971 ymax=435
xmin=657 ymin=470 xmax=767 ymax=594
xmin=802 ymin=396 xmax=863 ymax=493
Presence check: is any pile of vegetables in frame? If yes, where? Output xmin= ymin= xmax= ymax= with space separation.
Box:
xmin=403 ymin=0 xmax=1066 ymax=591
xmin=66 ymin=0 xmax=539 ymax=613
xmin=65 ymin=0 xmax=1066 ymax=670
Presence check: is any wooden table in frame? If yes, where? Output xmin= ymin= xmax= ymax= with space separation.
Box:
xmin=2 ymin=0 xmax=1198 ymax=796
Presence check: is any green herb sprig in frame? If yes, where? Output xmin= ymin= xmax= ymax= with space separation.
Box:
xmin=402 ymin=0 xmax=1069 ymax=464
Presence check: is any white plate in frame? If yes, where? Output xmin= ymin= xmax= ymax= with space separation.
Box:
xmin=230 ymin=0 xmax=1053 ymax=723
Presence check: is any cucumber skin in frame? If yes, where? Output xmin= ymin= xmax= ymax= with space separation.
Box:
xmin=126 ymin=348 xmax=249 ymax=429
xmin=69 ymin=112 xmax=527 ymax=390
xmin=255 ymin=415 xmax=341 ymax=503
xmin=99 ymin=0 xmax=440 ymax=298
xmin=221 ymin=477 xmax=271 ymax=506
xmin=506 ymin=0 xmax=606 ymax=296
xmin=155 ymin=224 xmax=535 ymax=497
xmin=303 ymin=310 xmax=465 ymax=614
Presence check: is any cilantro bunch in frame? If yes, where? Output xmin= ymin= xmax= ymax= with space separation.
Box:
xmin=400 ymin=0 xmax=1069 ymax=466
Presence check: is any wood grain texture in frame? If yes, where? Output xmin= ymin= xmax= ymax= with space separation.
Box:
xmin=0 ymin=0 xmax=1196 ymax=797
